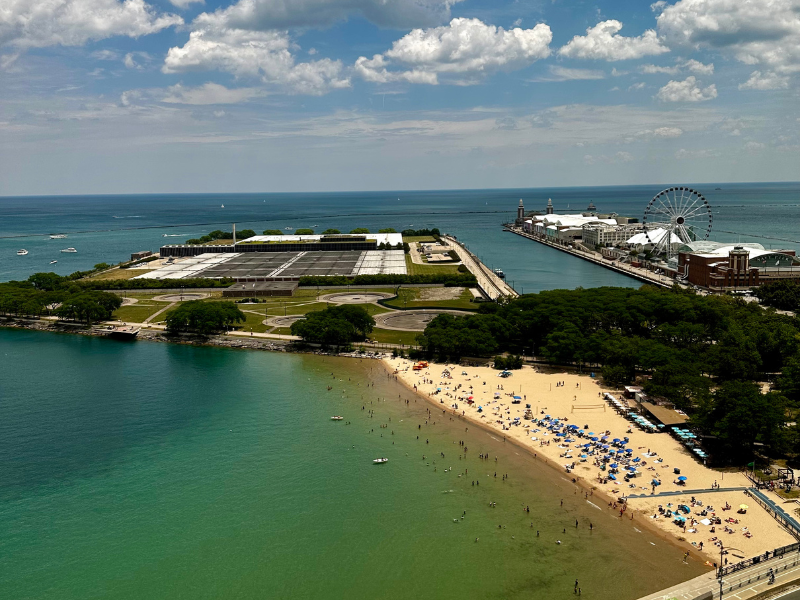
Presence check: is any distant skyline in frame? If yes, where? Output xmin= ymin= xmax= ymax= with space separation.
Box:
xmin=1 ymin=0 xmax=799 ymax=195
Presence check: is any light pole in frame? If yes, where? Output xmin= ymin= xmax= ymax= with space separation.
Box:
xmin=718 ymin=545 xmax=744 ymax=599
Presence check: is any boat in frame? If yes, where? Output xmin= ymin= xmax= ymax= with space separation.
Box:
xmin=16 ymin=249 xmax=28 ymax=255
xmin=49 ymin=234 xmax=67 ymax=239
xmin=284 ymin=227 xmax=293 ymax=230
xmin=331 ymin=416 xmax=344 ymax=421
xmin=49 ymin=260 xmax=57 ymax=265
xmin=373 ymin=458 xmax=389 ymax=464
xmin=221 ymin=204 xmax=225 ymax=208
xmin=61 ymin=247 xmax=77 ymax=253
xmin=107 ymin=326 xmax=140 ymax=340
xmin=493 ymin=269 xmax=505 ymax=279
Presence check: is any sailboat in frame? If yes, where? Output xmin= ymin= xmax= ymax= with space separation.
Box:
xmin=221 ymin=204 xmax=225 ymax=208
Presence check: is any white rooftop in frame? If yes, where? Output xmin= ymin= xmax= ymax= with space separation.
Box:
xmin=240 ymin=233 xmax=403 ymax=246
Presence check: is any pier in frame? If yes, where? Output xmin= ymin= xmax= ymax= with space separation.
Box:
xmin=503 ymin=225 xmax=684 ymax=290
xmin=442 ymin=234 xmax=519 ymax=300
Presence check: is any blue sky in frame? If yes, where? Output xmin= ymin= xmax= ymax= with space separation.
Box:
xmin=0 ymin=0 xmax=798 ymax=195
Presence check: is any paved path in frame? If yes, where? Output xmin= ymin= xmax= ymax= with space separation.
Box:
xmin=143 ymin=302 xmax=175 ymax=324
xmin=638 ymin=550 xmax=800 ymax=600
xmin=627 ymin=487 xmax=749 ymax=499
xmin=442 ymin=235 xmax=518 ymax=300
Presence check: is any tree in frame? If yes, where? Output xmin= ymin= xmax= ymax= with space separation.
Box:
xmin=165 ymin=301 xmax=245 ymax=335
xmin=695 ymin=381 xmax=788 ymax=461
xmin=263 ymin=229 xmax=283 ymax=235
xmin=93 ymin=263 xmax=111 ymax=271
xmin=291 ymin=305 xmax=375 ymax=348
xmin=350 ymin=228 xmax=370 ymax=234
xmin=237 ymin=229 xmax=256 ymax=240
xmin=55 ymin=291 xmax=122 ymax=324
xmin=378 ymin=228 xmax=397 ymax=233
xmin=322 ymin=229 xmax=341 ymax=234
xmin=295 ymin=228 xmax=315 ymax=235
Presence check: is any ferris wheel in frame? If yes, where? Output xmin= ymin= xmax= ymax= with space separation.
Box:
xmin=642 ymin=186 xmax=712 ymax=259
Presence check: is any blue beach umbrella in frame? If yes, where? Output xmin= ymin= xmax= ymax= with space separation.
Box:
xmin=608 ymin=474 xmax=616 ymax=480
xmin=678 ymin=476 xmax=687 ymax=481
xmin=610 ymin=463 xmax=618 ymax=468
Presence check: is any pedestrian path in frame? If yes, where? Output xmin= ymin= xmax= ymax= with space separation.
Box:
xmin=627 ymin=487 xmax=748 ymax=499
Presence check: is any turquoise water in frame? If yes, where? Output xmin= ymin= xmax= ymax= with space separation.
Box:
xmin=0 ymin=329 xmax=705 ymax=599
xmin=1 ymin=183 xmax=798 ymax=290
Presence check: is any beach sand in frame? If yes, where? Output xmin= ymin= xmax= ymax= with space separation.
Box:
xmin=383 ymin=357 xmax=797 ymax=562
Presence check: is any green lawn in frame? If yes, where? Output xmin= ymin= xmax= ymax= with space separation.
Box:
xmin=405 ymin=255 xmax=460 ymax=276
xmin=382 ymin=287 xmax=478 ymax=311
xmin=113 ymin=302 xmax=172 ymax=323
xmin=402 ymin=235 xmax=436 ymax=243
xmin=369 ymin=328 xmax=421 ymax=346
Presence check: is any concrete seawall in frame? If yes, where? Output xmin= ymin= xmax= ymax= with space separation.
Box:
xmin=503 ymin=226 xmax=682 ymax=290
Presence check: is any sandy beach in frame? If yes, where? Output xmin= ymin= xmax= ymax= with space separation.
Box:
xmin=383 ymin=357 xmax=798 ymax=562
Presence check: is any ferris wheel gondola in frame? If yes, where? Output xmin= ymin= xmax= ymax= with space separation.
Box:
xmin=642 ymin=186 xmax=712 ymax=260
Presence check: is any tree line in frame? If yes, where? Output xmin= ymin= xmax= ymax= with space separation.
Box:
xmin=415 ymin=285 xmax=800 ymax=462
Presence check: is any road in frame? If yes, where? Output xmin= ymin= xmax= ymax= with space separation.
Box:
xmin=638 ymin=550 xmax=800 ymax=600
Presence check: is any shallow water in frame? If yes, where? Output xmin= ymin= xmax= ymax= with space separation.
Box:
xmin=0 ymin=329 xmax=706 ymax=599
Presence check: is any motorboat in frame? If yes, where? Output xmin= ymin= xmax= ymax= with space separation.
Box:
xmin=49 ymin=234 xmax=67 ymax=239
xmin=493 ymin=269 xmax=505 ymax=279
xmin=61 ymin=247 xmax=77 ymax=253
xmin=16 ymin=249 xmax=28 ymax=255
xmin=49 ymin=260 xmax=57 ymax=265
xmin=284 ymin=227 xmax=293 ymax=230
xmin=221 ymin=204 xmax=225 ymax=208
xmin=331 ymin=416 xmax=344 ymax=421
xmin=373 ymin=458 xmax=389 ymax=464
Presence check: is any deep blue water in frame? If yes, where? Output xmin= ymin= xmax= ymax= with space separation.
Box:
xmin=1 ymin=183 xmax=798 ymax=292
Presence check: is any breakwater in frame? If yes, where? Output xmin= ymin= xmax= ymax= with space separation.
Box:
xmin=503 ymin=226 xmax=680 ymax=289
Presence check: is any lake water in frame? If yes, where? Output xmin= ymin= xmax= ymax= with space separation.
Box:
xmin=0 ymin=329 xmax=706 ymax=599
xmin=1 ymin=182 xmax=798 ymax=290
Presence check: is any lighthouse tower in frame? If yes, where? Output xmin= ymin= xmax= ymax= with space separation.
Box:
xmin=516 ymin=199 xmax=525 ymax=222
xmin=546 ymin=198 xmax=554 ymax=215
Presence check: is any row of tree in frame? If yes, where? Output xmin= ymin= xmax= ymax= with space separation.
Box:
xmin=415 ymin=285 xmax=800 ymax=461
xmin=755 ymin=280 xmax=800 ymax=312
xmin=290 ymin=305 xmax=375 ymax=349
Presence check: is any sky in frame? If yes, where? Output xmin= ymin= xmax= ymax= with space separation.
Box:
xmin=0 ymin=0 xmax=799 ymax=195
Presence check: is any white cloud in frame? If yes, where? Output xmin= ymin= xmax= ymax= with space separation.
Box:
xmin=354 ymin=18 xmax=552 ymax=85
xmin=615 ymin=151 xmax=634 ymax=162
xmin=641 ymin=64 xmax=680 ymax=75
xmin=675 ymin=148 xmax=719 ymax=159
xmin=170 ymin=0 xmax=204 ymax=7
xmin=628 ymin=82 xmax=647 ymax=90
xmin=539 ymin=65 xmax=605 ymax=81
xmin=584 ymin=151 xmax=635 ymax=164
xmin=162 ymin=82 xmax=262 ymax=104
xmin=657 ymin=0 xmax=800 ymax=74
xmin=739 ymin=70 xmax=790 ymax=90
xmin=654 ymin=126 xmax=683 ymax=137
xmin=651 ymin=1 xmax=668 ymax=12
xmin=558 ymin=20 xmax=668 ymax=61
xmin=163 ymin=28 xmax=350 ymax=95
xmin=656 ymin=76 xmax=717 ymax=102
xmin=744 ymin=141 xmax=765 ymax=152
xmin=192 ymin=0 xmax=463 ymax=31
xmin=683 ymin=59 xmax=713 ymax=75
xmin=639 ymin=59 xmax=713 ymax=75
xmin=0 ymin=0 xmax=182 ymax=49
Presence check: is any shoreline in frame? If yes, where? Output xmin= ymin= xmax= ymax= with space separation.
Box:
xmin=378 ymin=357 xmax=720 ymax=571
xmin=4 ymin=318 xmax=796 ymax=573
xmin=381 ymin=356 xmax=799 ymax=568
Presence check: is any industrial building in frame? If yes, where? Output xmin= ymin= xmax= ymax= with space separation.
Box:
xmin=677 ymin=243 xmax=800 ymax=289
xmin=137 ymin=250 xmax=407 ymax=281
xmin=160 ymin=233 xmax=402 ymax=258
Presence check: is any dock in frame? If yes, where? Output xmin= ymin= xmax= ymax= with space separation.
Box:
xmin=503 ymin=226 xmax=684 ymax=290
xmin=442 ymin=235 xmax=519 ymax=300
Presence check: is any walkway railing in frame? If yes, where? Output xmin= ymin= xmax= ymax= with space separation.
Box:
xmin=748 ymin=488 xmax=800 ymax=540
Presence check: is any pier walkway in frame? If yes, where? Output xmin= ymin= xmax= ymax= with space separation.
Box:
xmin=442 ymin=235 xmax=518 ymax=300
xmin=503 ymin=226 xmax=683 ymax=290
